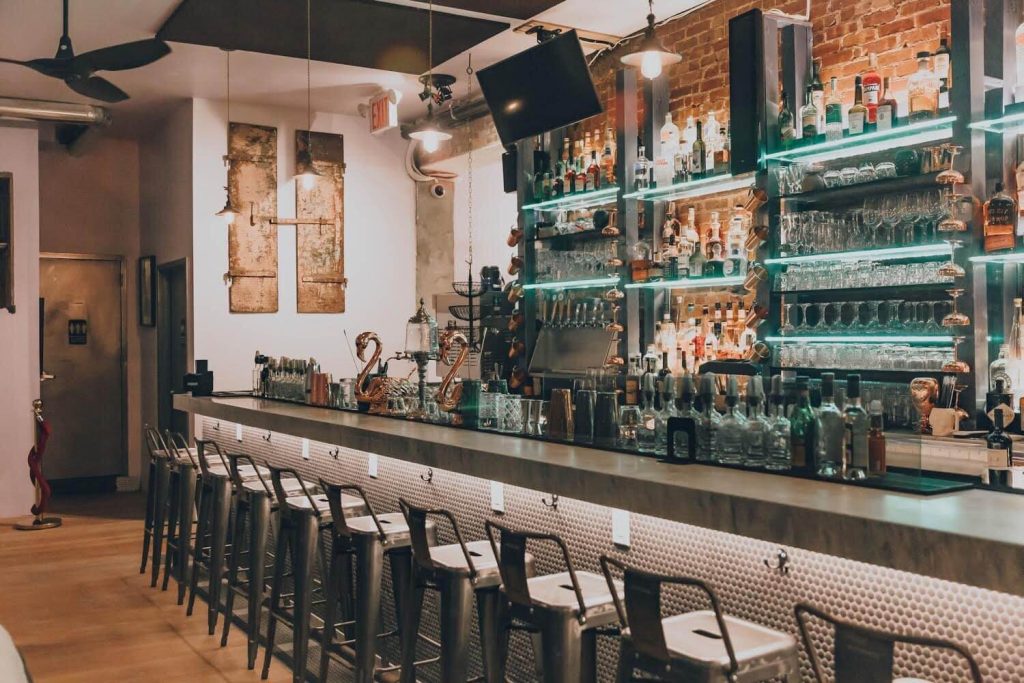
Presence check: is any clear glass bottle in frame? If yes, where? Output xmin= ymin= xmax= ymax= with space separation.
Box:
xmin=825 ymin=76 xmax=843 ymax=141
xmin=704 ymin=212 xmax=724 ymax=277
xmin=637 ymin=373 xmax=661 ymax=453
xmin=907 ymin=51 xmax=939 ymax=121
xmin=725 ymin=205 xmax=746 ymax=277
xmin=800 ymin=84 xmax=819 ymax=139
xmin=789 ymin=377 xmax=816 ymax=472
xmin=695 ymin=372 xmax=720 ymax=461
xmin=742 ymin=376 xmax=770 ymax=468
xmin=986 ymin=408 xmax=1013 ymax=487
xmin=868 ymin=399 xmax=886 ymax=477
xmin=625 ymin=353 xmax=642 ymax=406
xmin=843 ymin=374 xmax=869 ymax=480
xmin=673 ymin=373 xmax=700 ymax=460
xmin=630 ymin=240 xmax=652 ymax=283
xmin=816 ymin=373 xmax=844 ymax=478
xmin=848 ymin=76 xmax=867 ymax=135
xmin=766 ymin=377 xmax=792 ymax=471
xmin=990 ymin=343 xmax=1014 ymax=396
xmin=659 ymin=112 xmax=680 ymax=187
xmin=688 ymin=227 xmax=707 ymax=279
xmin=716 ymin=376 xmax=747 ymax=465
xmin=680 ymin=114 xmax=696 ymax=172
xmin=704 ymin=110 xmax=721 ymax=171
xmin=811 ymin=59 xmax=825 ymax=133
xmin=634 ymin=142 xmax=650 ymax=191
xmin=602 ymin=127 xmax=616 ymax=184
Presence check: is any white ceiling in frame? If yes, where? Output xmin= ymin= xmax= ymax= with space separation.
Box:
xmin=0 ymin=0 xmax=712 ymax=138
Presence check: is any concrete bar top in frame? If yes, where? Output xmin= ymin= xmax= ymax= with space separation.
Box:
xmin=175 ymin=394 xmax=1024 ymax=596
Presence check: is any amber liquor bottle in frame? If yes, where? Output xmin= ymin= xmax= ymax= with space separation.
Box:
xmin=984 ymin=182 xmax=1017 ymax=253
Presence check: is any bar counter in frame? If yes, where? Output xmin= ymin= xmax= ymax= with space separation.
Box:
xmin=175 ymin=394 xmax=1024 ymax=597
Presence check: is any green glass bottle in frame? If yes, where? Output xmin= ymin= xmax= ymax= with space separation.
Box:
xmin=789 ymin=377 xmax=816 ymax=473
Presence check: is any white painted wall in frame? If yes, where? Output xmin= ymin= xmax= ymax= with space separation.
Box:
xmin=0 ymin=124 xmax=40 ymax=518
xmin=432 ymin=144 xmax=517 ymax=283
xmin=190 ymin=98 xmax=418 ymax=390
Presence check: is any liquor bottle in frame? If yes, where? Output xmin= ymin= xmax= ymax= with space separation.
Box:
xmin=714 ymin=126 xmax=730 ymax=175
xmin=660 ymin=112 xmax=680 ymax=162
xmin=907 ymin=51 xmax=939 ymax=121
xmin=564 ymin=148 xmax=577 ymax=195
xmin=705 ymin=111 xmax=721 ymax=171
xmin=716 ymin=376 xmax=746 ymax=465
xmin=848 ymin=76 xmax=868 ymax=135
xmin=689 ymin=237 xmax=706 ymax=278
xmin=743 ymin=376 xmax=770 ymax=469
xmin=662 ymin=201 xmax=680 ymax=257
xmin=986 ymin=408 xmax=1013 ymax=487
xmin=583 ymin=131 xmax=592 ymax=158
xmin=674 ymin=373 xmax=700 ymax=458
xmin=660 ymin=314 xmax=677 ymax=370
xmin=862 ymin=52 xmax=882 ymax=124
xmin=625 ymin=353 xmax=642 ymax=406
xmin=867 ymin=399 xmax=886 ymax=477
xmin=691 ymin=119 xmax=707 ymax=178
xmin=934 ymin=35 xmax=951 ymax=91
xmin=811 ymin=59 xmax=825 ymax=133
xmin=983 ymin=182 xmax=1017 ymax=253
xmin=1011 ymin=298 xmax=1024 ymax=408
xmin=843 ymin=374 xmax=869 ymax=480
xmin=800 ymin=84 xmax=819 ymax=139
xmin=825 ymin=76 xmax=843 ymax=141
xmin=816 ymin=372 xmax=844 ymax=478
xmin=573 ymin=156 xmax=587 ymax=194
xmin=695 ymin=373 xmax=720 ymax=461
xmin=705 ymin=211 xmax=724 ymax=277
xmin=877 ymin=77 xmax=898 ymax=131
xmin=682 ymin=206 xmax=700 ymax=256
xmin=630 ymin=240 xmax=652 ymax=283
xmin=637 ymin=373 xmax=661 ymax=453
xmin=990 ymin=344 xmax=1014 ymax=397
xmin=725 ymin=205 xmax=746 ymax=277
xmin=680 ymin=114 xmax=696 ymax=170
xmin=634 ymin=142 xmax=650 ymax=192
xmin=766 ymin=376 xmax=792 ymax=471
xmin=778 ymin=89 xmax=796 ymax=145
xmin=601 ymin=127 xmax=616 ymax=184
xmin=556 ymin=138 xmax=568 ymax=184
xmin=587 ymin=151 xmax=601 ymax=191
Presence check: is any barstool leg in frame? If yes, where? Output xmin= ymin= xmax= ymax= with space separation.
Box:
xmin=187 ymin=479 xmax=212 ymax=617
xmin=244 ymin=494 xmax=271 ymax=669
xmin=207 ymin=478 xmax=233 ymax=635
xmin=581 ymin=629 xmax=598 ymax=683
xmin=353 ymin=535 xmax=386 ymax=683
xmin=319 ymin=542 xmax=342 ymax=683
xmin=140 ymin=459 xmax=156 ymax=575
xmin=290 ymin=513 xmax=319 ymax=683
xmin=397 ymin=571 xmax=426 ymax=683
xmin=476 ymin=587 xmax=505 ymax=683
xmin=221 ymin=494 xmax=248 ymax=647
xmin=439 ymin=574 xmax=475 ymax=683
xmin=615 ymin=639 xmax=635 ymax=683
xmin=538 ymin=612 xmax=583 ymax=683
xmin=161 ymin=468 xmax=180 ymax=591
xmin=150 ymin=460 xmax=169 ymax=587
xmin=261 ymin=517 xmax=292 ymax=680
xmin=176 ymin=468 xmax=198 ymax=604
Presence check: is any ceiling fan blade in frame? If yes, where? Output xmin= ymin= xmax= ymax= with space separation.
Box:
xmin=75 ymin=39 xmax=170 ymax=72
xmin=0 ymin=56 xmax=70 ymax=77
xmin=64 ymin=75 xmax=129 ymax=103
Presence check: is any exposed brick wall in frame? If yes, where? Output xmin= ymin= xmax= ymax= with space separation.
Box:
xmin=425 ymin=0 xmax=950 ymax=166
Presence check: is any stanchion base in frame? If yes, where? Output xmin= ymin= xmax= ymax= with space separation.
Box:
xmin=14 ymin=516 xmax=62 ymax=531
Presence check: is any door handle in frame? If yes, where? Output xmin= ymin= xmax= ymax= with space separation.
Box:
xmin=40 ymin=371 xmax=56 ymax=382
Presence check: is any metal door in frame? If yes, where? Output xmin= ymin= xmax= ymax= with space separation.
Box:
xmin=39 ymin=254 xmax=126 ymax=481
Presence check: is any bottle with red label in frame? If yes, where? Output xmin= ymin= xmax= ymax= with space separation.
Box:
xmin=862 ymin=52 xmax=882 ymax=125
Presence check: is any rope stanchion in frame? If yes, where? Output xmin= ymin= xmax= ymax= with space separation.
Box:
xmin=15 ymin=399 xmax=61 ymax=531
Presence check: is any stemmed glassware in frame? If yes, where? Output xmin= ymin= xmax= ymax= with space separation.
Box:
xmin=942 ymin=288 xmax=970 ymax=327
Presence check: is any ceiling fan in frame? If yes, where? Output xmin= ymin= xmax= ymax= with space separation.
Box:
xmin=0 ymin=0 xmax=171 ymax=103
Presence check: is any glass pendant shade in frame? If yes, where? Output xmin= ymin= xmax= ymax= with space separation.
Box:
xmin=405 ymin=298 xmax=440 ymax=358
xmin=294 ymin=148 xmax=321 ymax=190
xmin=620 ymin=6 xmax=680 ymax=79
xmin=409 ymin=107 xmax=452 ymax=153
xmin=215 ymin=189 xmax=241 ymax=224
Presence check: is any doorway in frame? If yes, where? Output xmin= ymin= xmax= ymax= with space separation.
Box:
xmin=158 ymin=259 xmax=189 ymax=437
xmin=39 ymin=253 xmax=127 ymax=491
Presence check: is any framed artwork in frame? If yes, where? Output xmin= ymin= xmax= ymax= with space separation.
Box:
xmin=139 ymin=255 xmax=155 ymax=326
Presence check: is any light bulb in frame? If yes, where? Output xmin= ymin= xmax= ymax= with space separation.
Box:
xmin=641 ymin=51 xmax=663 ymax=79
xmin=421 ymin=132 xmax=440 ymax=153
xmin=299 ymin=171 xmax=317 ymax=190
xmin=221 ymin=209 xmax=237 ymax=225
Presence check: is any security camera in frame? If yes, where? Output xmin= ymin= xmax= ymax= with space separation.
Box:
xmin=430 ymin=181 xmax=447 ymax=199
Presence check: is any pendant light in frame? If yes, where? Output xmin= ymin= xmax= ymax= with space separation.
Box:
xmin=620 ymin=0 xmax=681 ymax=80
xmin=294 ymin=0 xmax=321 ymax=190
xmin=409 ymin=0 xmax=452 ymax=153
xmin=215 ymin=48 xmax=241 ymax=225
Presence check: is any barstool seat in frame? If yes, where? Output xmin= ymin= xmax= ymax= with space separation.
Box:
xmin=428 ymin=540 xmax=500 ymax=582
xmin=285 ymin=492 xmax=369 ymax=516
xmin=206 ymin=463 xmax=269 ymax=481
xmin=348 ymin=511 xmax=422 ymax=537
xmin=636 ymin=610 xmax=797 ymax=671
xmin=242 ymin=476 xmax=308 ymax=495
xmin=528 ymin=571 xmax=622 ymax=615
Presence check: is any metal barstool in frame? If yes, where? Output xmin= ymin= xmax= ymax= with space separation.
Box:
xmin=186 ymin=440 xmax=269 ymax=635
xmin=485 ymin=520 xmax=621 ymax=683
xmin=600 ymin=556 xmax=801 ymax=682
xmin=398 ymin=499 xmax=533 ymax=683
xmin=141 ymin=427 xmax=169 ymax=584
xmin=316 ymin=482 xmax=437 ymax=683
xmin=795 ymin=603 xmax=983 ymax=683
xmin=260 ymin=468 xmax=368 ymax=682
xmin=219 ymin=455 xmax=318 ymax=667
xmin=161 ymin=430 xmax=203 ymax=601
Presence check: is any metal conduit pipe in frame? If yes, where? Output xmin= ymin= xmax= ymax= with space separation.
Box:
xmin=0 ymin=96 xmax=110 ymax=125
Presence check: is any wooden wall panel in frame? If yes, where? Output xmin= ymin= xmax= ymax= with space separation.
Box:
xmin=295 ymin=130 xmax=345 ymax=313
xmin=228 ymin=123 xmax=278 ymax=313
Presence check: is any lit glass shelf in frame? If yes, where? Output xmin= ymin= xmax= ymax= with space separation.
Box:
xmin=624 ymin=275 xmax=745 ymax=290
xmin=621 ymin=173 xmax=754 ymax=201
xmin=522 ymin=276 xmax=620 ymax=291
xmin=521 ymin=186 xmax=620 ymax=211
xmin=968 ymin=111 xmax=1024 ymax=134
xmin=766 ymin=335 xmax=954 ymax=344
xmin=968 ymin=252 xmax=1024 ymax=264
xmin=762 ymin=116 xmax=956 ymax=164
xmin=764 ymin=244 xmax=950 ymax=266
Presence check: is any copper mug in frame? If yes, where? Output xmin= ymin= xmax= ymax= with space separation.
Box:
xmin=508 ymin=339 xmax=525 ymax=359
xmin=742 ymin=186 xmax=768 ymax=214
xmin=508 ymin=312 xmax=525 ymax=332
xmin=547 ymin=388 xmax=574 ymax=441
xmin=745 ymin=303 xmax=769 ymax=329
xmin=507 ymin=283 xmax=524 ymax=304
xmin=508 ymin=256 xmax=524 ymax=276
xmin=506 ymin=227 xmax=524 ymax=247
xmin=744 ymin=224 xmax=770 ymax=251
xmin=744 ymin=263 xmax=767 ymax=291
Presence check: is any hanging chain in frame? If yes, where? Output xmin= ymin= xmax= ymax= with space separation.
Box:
xmin=225 ymin=50 xmax=230 ymax=155
xmin=466 ymin=53 xmax=474 ymax=270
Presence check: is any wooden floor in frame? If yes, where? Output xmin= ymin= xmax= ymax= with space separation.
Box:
xmin=0 ymin=493 xmax=292 ymax=682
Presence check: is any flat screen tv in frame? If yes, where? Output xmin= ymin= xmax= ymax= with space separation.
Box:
xmin=477 ymin=30 xmax=603 ymax=148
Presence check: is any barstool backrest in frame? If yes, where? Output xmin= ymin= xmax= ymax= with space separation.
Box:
xmin=227 ymin=452 xmax=272 ymax=496
xmin=164 ymin=430 xmax=198 ymax=468
xmin=318 ymin=480 xmax=387 ymax=543
xmin=484 ymin=519 xmax=589 ymax=624
xmin=264 ymin=464 xmax=318 ymax=511
xmin=398 ymin=498 xmax=477 ymax=579
xmin=194 ymin=439 xmax=230 ymax=476
xmin=795 ymin=603 xmax=983 ymax=683
xmin=144 ymin=427 xmax=168 ymax=461
xmin=600 ymin=555 xmax=739 ymax=676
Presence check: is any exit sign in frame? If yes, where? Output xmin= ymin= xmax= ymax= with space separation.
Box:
xmin=369 ymin=91 xmax=398 ymax=135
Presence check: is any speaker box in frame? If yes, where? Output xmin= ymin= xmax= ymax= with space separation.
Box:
xmin=502 ymin=147 xmax=518 ymax=193
xmin=728 ymin=9 xmax=765 ymax=175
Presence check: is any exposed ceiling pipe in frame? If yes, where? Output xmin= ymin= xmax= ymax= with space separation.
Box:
xmin=403 ymin=96 xmax=492 ymax=182
xmin=0 ymin=96 xmax=110 ymax=126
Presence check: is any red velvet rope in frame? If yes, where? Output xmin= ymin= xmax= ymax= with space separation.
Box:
xmin=27 ymin=419 xmax=52 ymax=517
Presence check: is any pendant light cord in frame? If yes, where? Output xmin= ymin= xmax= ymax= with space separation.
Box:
xmin=225 ymin=50 xmax=230 ymax=154
xmin=306 ymin=0 xmax=313 ymax=155
xmin=466 ymin=53 xmax=473 ymax=269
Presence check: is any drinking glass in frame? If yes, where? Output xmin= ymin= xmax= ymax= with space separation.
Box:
xmin=498 ymin=394 xmax=523 ymax=433
xmin=619 ymin=405 xmax=642 ymax=449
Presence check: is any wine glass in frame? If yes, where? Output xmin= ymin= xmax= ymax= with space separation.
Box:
xmin=942 ymin=288 xmax=970 ymax=327
xmin=782 ymin=303 xmax=796 ymax=334
xmin=942 ymin=336 xmax=971 ymax=374
xmin=935 ymin=144 xmax=965 ymax=185
xmin=797 ymin=302 xmax=813 ymax=332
